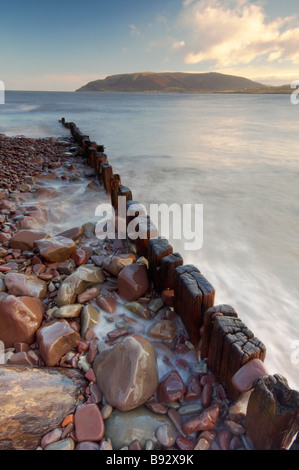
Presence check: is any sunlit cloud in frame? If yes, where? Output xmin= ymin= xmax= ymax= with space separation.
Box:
xmin=172 ymin=40 xmax=185 ymax=49
xmin=177 ymin=0 xmax=299 ymax=67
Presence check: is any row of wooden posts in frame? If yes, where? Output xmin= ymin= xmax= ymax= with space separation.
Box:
xmin=60 ymin=117 xmax=298 ymax=450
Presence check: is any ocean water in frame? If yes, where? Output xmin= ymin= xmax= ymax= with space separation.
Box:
xmin=0 ymin=90 xmax=298 ymax=390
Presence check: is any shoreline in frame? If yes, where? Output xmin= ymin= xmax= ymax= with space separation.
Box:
xmin=0 ymin=127 xmax=298 ymax=451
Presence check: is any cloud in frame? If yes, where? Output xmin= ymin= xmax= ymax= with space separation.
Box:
xmin=172 ymin=40 xmax=185 ymax=49
xmin=177 ymin=0 xmax=299 ymax=67
xmin=129 ymin=24 xmax=141 ymax=36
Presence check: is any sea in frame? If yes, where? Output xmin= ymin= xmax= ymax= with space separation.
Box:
xmin=0 ymin=90 xmax=298 ymax=391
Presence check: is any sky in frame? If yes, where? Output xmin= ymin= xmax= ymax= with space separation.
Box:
xmin=0 ymin=0 xmax=298 ymax=91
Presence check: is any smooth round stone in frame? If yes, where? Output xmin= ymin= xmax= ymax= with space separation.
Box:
xmin=77 ymin=287 xmax=100 ymax=304
xmin=80 ymin=305 xmax=100 ymax=339
xmin=148 ymin=298 xmax=164 ymax=313
xmin=117 ymin=263 xmax=150 ymax=302
xmin=34 ymin=236 xmax=76 ymax=263
xmin=157 ymin=371 xmax=186 ymax=403
xmin=54 ymin=304 xmax=83 ymax=318
xmin=57 ymin=226 xmax=84 ymax=242
xmin=101 ymin=404 xmax=113 ymax=420
xmin=123 ymin=301 xmax=151 ymax=320
xmin=75 ymin=441 xmax=101 ymax=450
xmin=93 ymin=334 xmax=158 ymax=412
xmin=147 ymin=319 xmax=176 ymax=340
xmin=0 ymin=295 xmax=44 ymax=348
xmin=102 ymin=253 xmax=136 ymax=277
xmin=99 ymin=439 xmax=113 ymax=450
xmin=56 ymin=265 xmax=105 ymax=306
xmin=201 ymin=382 xmax=213 ymax=408
xmin=178 ymin=404 xmax=203 ymax=416
xmin=145 ymin=440 xmax=155 ymax=450
xmin=231 ymin=358 xmax=268 ymax=392
xmin=4 ymin=273 xmax=47 ymax=299
xmin=104 ymin=406 xmax=176 ymax=450
xmin=156 ymin=423 xmax=178 ymax=448
xmin=36 ymin=319 xmax=80 ymax=367
xmin=183 ymin=405 xmax=220 ymax=434
xmin=224 ymin=419 xmax=245 ymax=436
xmin=44 ymin=438 xmax=75 ymax=450
xmin=9 ymin=230 xmax=50 ymax=251
xmin=41 ymin=428 xmax=62 ymax=449
xmin=194 ymin=437 xmax=210 ymax=450
xmin=74 ymin=403 xmax=105 ymax=443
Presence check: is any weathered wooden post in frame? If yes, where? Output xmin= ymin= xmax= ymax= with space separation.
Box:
xmin=245 ymin=374 xmax=299 ymax=450
xmin=101 ymin=164 xmax=113 ymax=194
xmin=207 ymin=315 xmax=266 ymax=400
xmin=148 ymin=238 xmax=173 ymax=292
xmin=173 ymin=265 xmax=215 ymax=348
xmin=88 ymin=147 xmax=96 ymax=168
xmin=118 ymin=185 xmax=132 ymax=203
xmin=201 ymin=304 xmax=238 ymax=359
xmin=111 ymin=175 xmax=122 ymax=211
xmin=159 ymin=253 xmax=184 ymax=291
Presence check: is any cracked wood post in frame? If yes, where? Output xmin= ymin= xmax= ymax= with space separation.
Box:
xmin=173 ymin=265 xmax=215 ymax=348
xmin=148 ymin=238 xmax=174 ymax=292
xmin=101 ymin=163 xmax=113 ymax=194
xmin=159 ymin=253 xmax=184 ymax=291
xmin=245 ymin=374 xmax=299 ymax=450
xmin=201 ymin=304 xmax=238 ymax=359
xmin=111 ymin=174 xmax=122 ymax=211
xmin=207 ymin=315 xmax=266 ymax=401
xmin=0 ymin=365 xmax=86 ymax=450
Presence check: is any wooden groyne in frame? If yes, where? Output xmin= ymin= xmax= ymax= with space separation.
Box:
xmin=60 ymin=117 xmax=299 ymax=450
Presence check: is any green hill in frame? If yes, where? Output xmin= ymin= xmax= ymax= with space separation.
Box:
xmin=76 ymin=72 xmax=291 ymax=94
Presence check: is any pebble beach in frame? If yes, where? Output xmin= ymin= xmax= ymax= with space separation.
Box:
xmin=0 ymin=131 xmax=282 ymax=451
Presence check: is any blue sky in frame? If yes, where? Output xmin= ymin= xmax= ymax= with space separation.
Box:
xmin=0 ymin=0 xmax=298 ymax=90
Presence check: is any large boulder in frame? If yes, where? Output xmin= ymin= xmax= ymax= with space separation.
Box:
xmin=102 ymin=253 xmax=136 ymax=277
xmin=104 ymin=406 xmax=177 ymax=450
xmin=0 ymin=295 xmax=44 ymax=348
xmin=34 ymin=236 xmax=77 ymax=263
xmin=9 ymin=230 xmax=50 ymax=251
xmin=56 ymin=265 xmax=105 ymax=306
xmin=117 ymin=263 xmax=150 ymax=301
xmin=93 ymin=334 xmax=158 ymax=412
xmin=4 ymin=273 xmax=47 ymax=299
xmin=36 ymin=319 xmax=80 ymax=367
xmin=0 ymin=366 xmax=86 ymax=450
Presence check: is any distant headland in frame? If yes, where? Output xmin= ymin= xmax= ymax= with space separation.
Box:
xmin=76 ymin=72 xmax=291 ymax=94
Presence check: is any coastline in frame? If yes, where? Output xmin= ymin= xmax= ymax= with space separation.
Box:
xmin=0 ymin=127 xmax=298 ymax=451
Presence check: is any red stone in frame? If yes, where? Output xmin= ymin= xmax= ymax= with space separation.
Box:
xmin=231 ymin=358 xmax=268 ymax=393
xmin=176 ymin=436 xmax=195 ymax=450
xmin=36 ymin=319 xmax=80 ymax=367
xmin=74 ymin=404 xmax=104 ymax=443
xmin=183 ymin=405 xmax=220 ymax=434
xmin=85 ymin=368 xmax=97 ymax=383
xmin=96 ymin=293 xmax=118 ymax=313
xmin=71 ymin=250 xmax=88 ymax=267
xmin=157 ymin=371 xmax=186 ymax=403
xmin=0 ymin=295 xmax=44 ymax=348
xmin=201 ymin=383 xmax=213 ymax=408
xmin=217 ymin=430 xmax=232 ymax=450
xmin=184 ymin=375 xmax=202 ymax=402
xmin=117 ymin=263 xmax=149 ymax=301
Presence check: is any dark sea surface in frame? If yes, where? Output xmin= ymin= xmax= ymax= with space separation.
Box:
xmin=1 ymin=90 xmax=298 ymax=390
